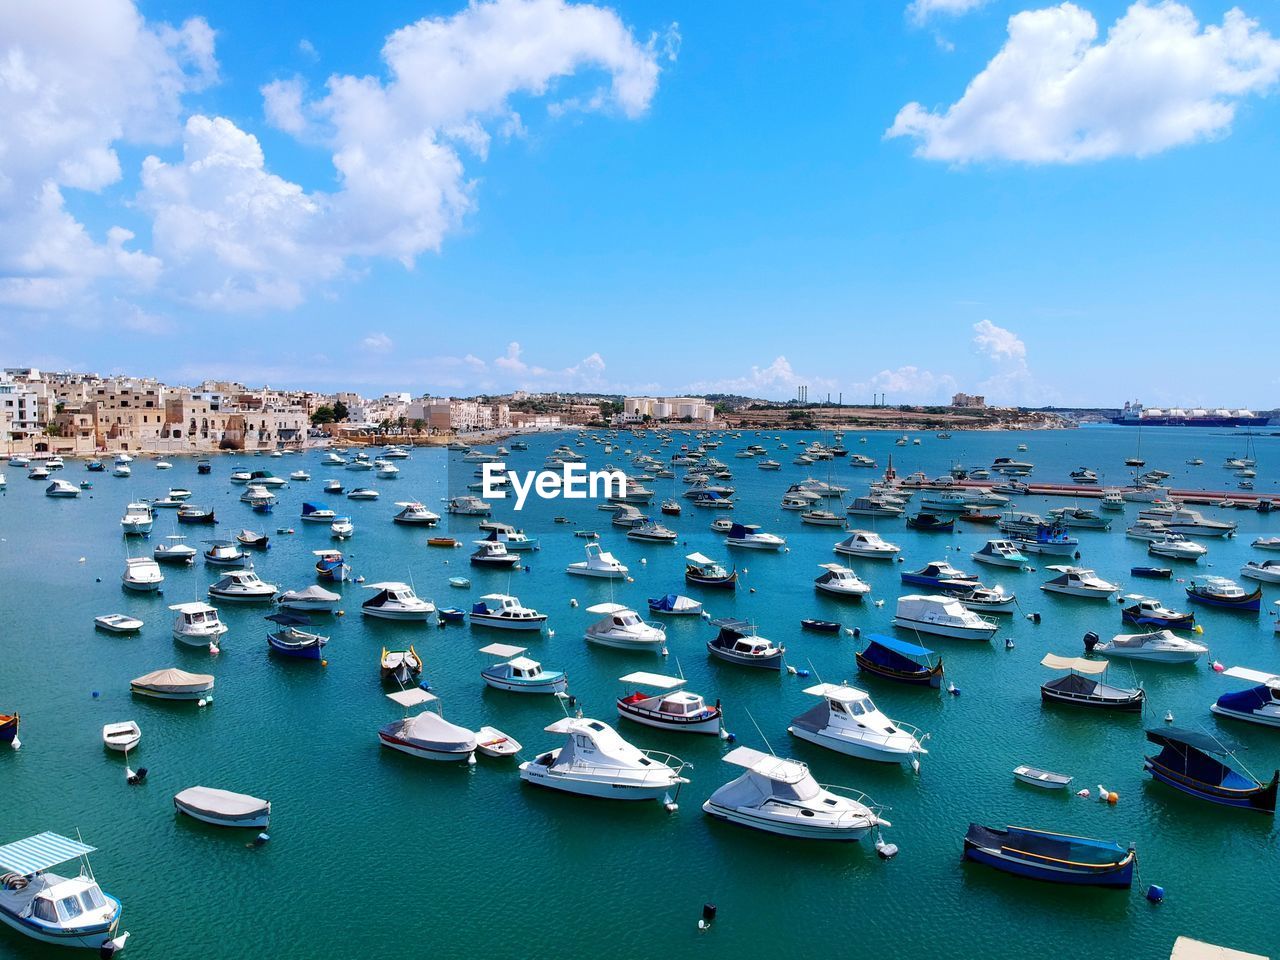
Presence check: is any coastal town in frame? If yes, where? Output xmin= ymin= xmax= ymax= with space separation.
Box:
xmin=2 ymin=368 xmax=1084 ymax=457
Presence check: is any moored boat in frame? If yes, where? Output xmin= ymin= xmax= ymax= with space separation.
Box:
xmin=855 ymin=634 xmax=943 ymax=687
xmin=1039 ymin=654 xmax=1144 ymax=711
xmin=174 ymin=786 xmax=271 ymax=828
xmin=962 ymin=824 xmax=1134 ymax=887
xmin=1143 ymin=727 xmax=1277 ymax=814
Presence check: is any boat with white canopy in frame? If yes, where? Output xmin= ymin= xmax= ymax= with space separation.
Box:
xmin=378 ymin=689 xmax=477 ymax=763
xmin=702 ymin=747 xmax=889 ymax=841
xmin=169 ymin=602 xmax=228 ymax=647
xmin=519 ymin=717 xmax=689 ymax=801
xmin=788 ymin=683 xmax=928 ymax=767
xmin=120 ymin=557 xmax=163 ymax=593
xmin=893 ymin=595 xmax=997 ymax=640
xmin=1039 ymin=654 xmax=1145 ymax=711
xmin=584 ymin=603 xmax=666 ymax=652
xmin=1083 ymin=629 xmax=1207 ymax=664
xmin=616 ymin=672 xmax=722 ymax=735
xmin=276 ymin=585 xmax=341 ymax=613
xmin=479 ymin=644 xmax=566 ymax=694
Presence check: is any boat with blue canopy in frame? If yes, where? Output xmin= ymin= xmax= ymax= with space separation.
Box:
xmin=265 ymin=612 xmax=329 ymax=660
xmin=962 ymin=824 xmax=1135 ymax=887
xmin=647 ymin=594 xmax=704 ymax=616
xmin=1143 ymin=727 xmax=1277 ymax=815
xmin=856 ymin=634 xmax=944 ymax=688
xmin=1210 ymin=667 xmax=1280 ymax=728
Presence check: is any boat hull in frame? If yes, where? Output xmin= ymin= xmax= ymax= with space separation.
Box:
xmin=1144 ymin=759 xmax=1278 ymax=814
xmin=519 ymin=763 xmax=677 ymax=800
xmin=702 ymin=801 xmax=873 ymax=841
xmin=0 ymin=901 xmax=121 ymax=950
xmin=469 ymin=614 xmax=546 ymax=631
xmin=175 ymin=799 xmax=271 ymax=828
xmin=617 ymin=702 xmax=721 ymax=735
xmin=891 ymin=616 xmax=995 ymax=640
xmin=789 ymin=724 xmax=918 ymax=764
xmin=377 ymin=731 xmax=472 ymax=762
xmin=481 ymin=673 xmax=566 ymax=694
xmin=963 ymin=841 xmax=1133 ymax=887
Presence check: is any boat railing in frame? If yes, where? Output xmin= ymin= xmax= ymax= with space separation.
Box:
xmin=890 ymin=720 xmax=931 ymax=746
xmin=819 ymin=783 xmax=890 ymax=819
xmin=639 ymin=749 xmax=692 ymax=778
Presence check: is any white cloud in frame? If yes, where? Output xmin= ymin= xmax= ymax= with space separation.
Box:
xmin=908 ymin=0 xmax=992 ymax=26
xmin=970 ymin=320 xmax=1048 ymax=404
xmin=361 ymin=332 xmax=393 ymax=352
xmin=298 ymin=38 xmax=319 ymax=61
xmin=0 ymin=0 xmax=214 ymax=310
xmin=485 ymin=341 xmax=608 ymax=390
xmin=888 ymin=2 xmax=1280 ymax=163
xmin=687 ymin=356 xmax=836 ymax=398
xmin=134 ymin=0 xmax=668 ymax=309
xmin=972 ymin=318 xmax=1026 ymax=362
xmin=139 ymin=116 xmax=340 ymax=311
xmin=853 ymin=366 xmax=959 ymax=404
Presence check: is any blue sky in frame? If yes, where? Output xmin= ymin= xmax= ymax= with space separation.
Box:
xmin=2 ymin=0 xmax=1279 ymax=406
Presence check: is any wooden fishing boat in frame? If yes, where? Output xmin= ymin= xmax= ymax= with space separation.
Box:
xmin=427 ymin=537 xmax=459 ymax=548
xmin=855 ymin=634 xmax=944 ymax=688
xmin=0 ymin=713 xmax=18 ymax=745
xmin=801 ymin=618 xmax=842 ymax=633
xmin=1039 ymin=654 xmax=1145 ymax=712
xmin=1130 ymin=566 xmax=1172 ymax=580
xmin=1143 ymin=728 xmax=1277 ymax=815
xmin=1186 ymin=577 xmax=1262 ymax=612
xmin=684 ymin=552 xmax=737 ymax=589
xmin=906 ymin=512 xmax=954 ymax=532
xmin=963 ymin=824 xmax=1135 ymax=887
xmin=1012 ymin=765 xmax=1073 ymax=789
xmin=236 ymin=529 xmax=270 ymax=550
xmin=380 ymin=646 xmax=422 ymax=684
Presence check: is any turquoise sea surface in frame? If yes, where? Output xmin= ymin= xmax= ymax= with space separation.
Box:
xmin=1 ymin=426 xmax=1277 ymax=959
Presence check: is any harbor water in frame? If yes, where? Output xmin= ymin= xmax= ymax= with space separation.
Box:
xmin=1 ymin=426 xmax=1277 ymax=959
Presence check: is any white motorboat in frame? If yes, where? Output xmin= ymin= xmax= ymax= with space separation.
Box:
xmin=1084 ymin=629 xmax=1207 ymax=664
xmin=893 ymin=595 xmax=998 ymax=640
xmin=971 ymin=539 xmax=1028 ymax=568
xmin=121 ymin=556 xmax=164 ymax=592
xmin=469 ymin=594 xmax=547 ymax=631
xmin=300 ymin=502 xmax=336 ymax=523
xmin=1099 ymin=489 xmax=1126 ymax=511
xmin=154 ymin=534 xmax=197 ymax=564
xmin=346 ymin=487 xmax=379 ymax=501
xmin=814 ymin=563 xmax=870 ymax=599
xmin=702 ymin=747 xmax=888 ymax=841
xmin=626 ymin=520 xmax=678 ymax=542
xmin=120 ymin=501 xmax=154 ymax=535
xmin=519 ymin=717 xmax=689 ymax=801
xmin=95 ymin=614 xmax=143 ymax=633
xmin=475 ymin=726 xmax=522 ymax=759
xmin=479 ymin=643 xmax=567 ymax=694
xmin=1252 ymin=536 xmax=1280 ymax=551
xmin=616 ymin=672 xmax=722 ymax=735
xmin=584 ymin=603 xmax=666 ymax=652
xmin=845 ymin=496 xmax=902 ymax=517
xmin=229 ymin=470 xmax=252 ymax=484
xmin=1040 ymin=566 xmax=1118 ymax=600
xmin=723 ymin=523 xmax=786 ymax=550
xmin=130 ymin=667 xmax=214 ymax=700
xmin=566 ymin=542 xmax=629 ymax=579
xmin=207 ymin=568 xmax=277 ymax=603
xmin=378 ymin=689 xmax=477 ymax=762
xmin=324 ymin=452 xmax=346 ymax=465
xmin=111 ymin=465 xmax=131 ymax=478
xmin=202 ymin=540 xmax=246 ymax=566
xmin=1241 ymin=560 xmax=1280 ymax=584
xmin=1126 ymin=519 xmax=1173 ymax=541
xmin=1147 ymin=534 xmax=1208 ymax=560
xmin=170 ymin=602 xmax=228 ymax=646
xmin=28 ymin=465 xmax=51 ymax=480
xmin=174 ymin=786 xmax=271 ymax=828
xmin=392 ymin=501 xmax=439 ymax=525
xmin=1137 ymin=503 xmax=1237 ymax=538
xmin=833 ymin=529 xmax=900 ymax=558
xmin=289 ymin=470 xmax=311 ymax=481
xmin=276 ymin=585 xmax=341 ymax=613
xmin=44 ymin=479 xmax=79 ymax=498
xmin=1048 ymin=506 xmax=1111 ymax=530
xmin=362 ymin=582 xmax=435 ymax=620
xmin=324 ymin=479 xmax=344 ymax=494
xmin=239 ymin=484 xmax=276 ymax=504
xmin=330 ymin=517 xmax=354 ymax=539
xmin=789 ymin=683 xmax=927 ymax=766
xmin=447 ymin=495 xmax=491 ymax=516
xmin=0 ymin=832 xmax=128 ymax=951
xmin=375 ymin=462 xmax=399 ymax=479
xmin=945 ymin=585 xmax=1018 ymax=614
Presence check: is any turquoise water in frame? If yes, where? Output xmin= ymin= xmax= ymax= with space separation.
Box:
xmin=1 ymin=426 xmax=1276 ymax=960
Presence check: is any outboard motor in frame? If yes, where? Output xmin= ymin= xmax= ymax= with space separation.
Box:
xmin=1082 ymin=631 xmax=1099 ymax=654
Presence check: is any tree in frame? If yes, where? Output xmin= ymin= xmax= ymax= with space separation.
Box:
xmin=411 ymin=418 xmax=425 ymax=434
xmin=310 ymin=405 xmax=335 ymax=425
xmin=333 ymin=400 xmax=349 ymax=422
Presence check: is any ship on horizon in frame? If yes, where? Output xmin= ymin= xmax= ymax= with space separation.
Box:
xmin=1112 ymin=400 xmax=1270 ymax=428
